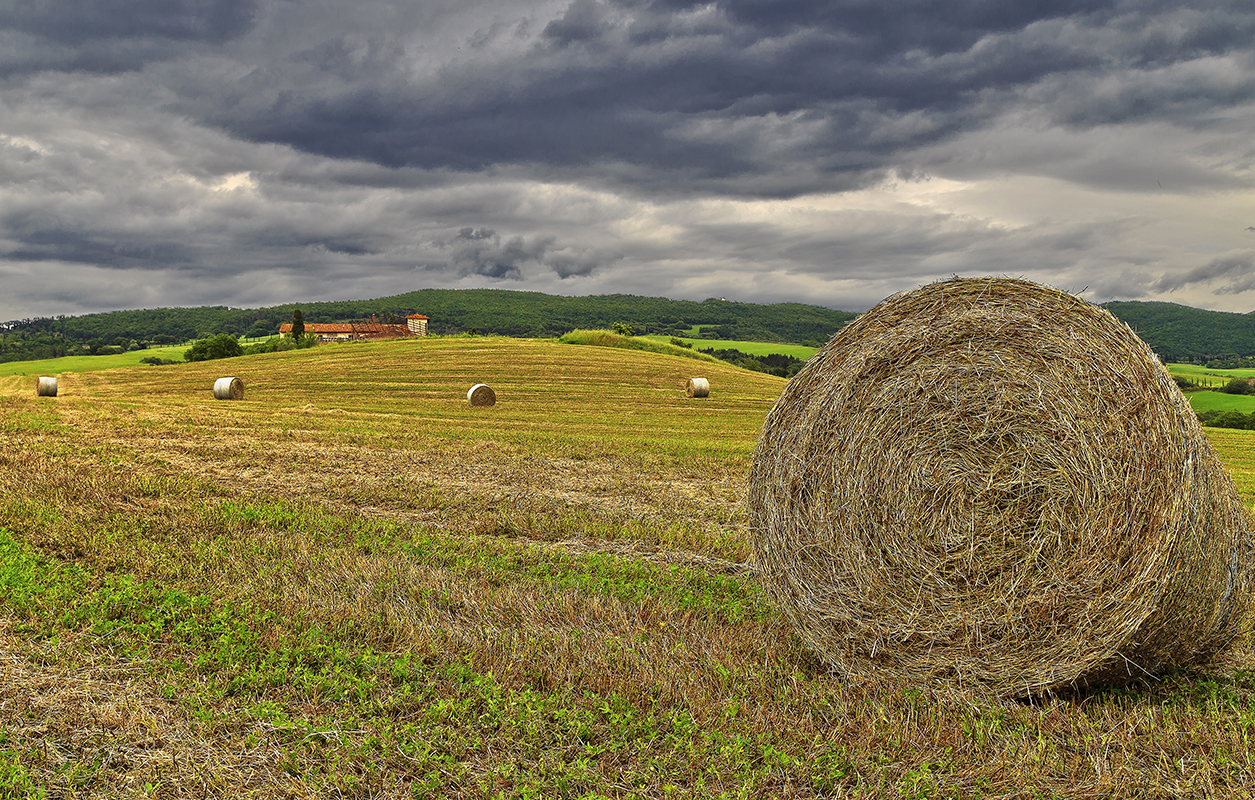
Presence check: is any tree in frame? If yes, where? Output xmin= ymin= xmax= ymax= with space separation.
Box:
xmin=184 ymin=333 xmax=244 ymax=362
xmin=1221 ymin=377 xmax=1252 ymax=395
xmin=1213 ymin=410 xmax=1251 ymax=430
xmin=611 ymin=322 xmax=634 ymax=336
xmin=245 ymin=321 xmax=274 ymax=338
xmin=291 ymin=309 xmax=305 ymax=340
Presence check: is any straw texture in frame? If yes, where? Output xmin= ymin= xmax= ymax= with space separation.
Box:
xmin=36 ymin=377 xmax=57 ymax=397
xmin=467 ymin=383 xmax=496 ymax=407
xmin=212 ymin=377 xmax=244 ymax=401
xmin=687 ymin=377 xmax=710 ymax=398
xmin=748 ymin=276 xmax=1255 ymax=695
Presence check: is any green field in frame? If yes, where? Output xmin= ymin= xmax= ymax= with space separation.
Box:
xmin=1167 ymin=362 xmax=1255 ymax=385
xmin=1163 ymin=363 xmax=1255 ymax=413
xmin=642 ymin=335 xmax=820 ymax=360
xmin=2 ymin=338 xmax=1255 ymax=798
xmin=0 ymin=345 xmax=190 ymax=377
xmin=1185 ymin=390 xmax=1255 ymax=413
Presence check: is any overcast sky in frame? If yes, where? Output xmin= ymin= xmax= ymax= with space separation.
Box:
xmin=2 ymin=0 xmax=1254 ymax=321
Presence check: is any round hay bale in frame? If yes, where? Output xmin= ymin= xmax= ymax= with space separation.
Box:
xmin=686 ymin=377 xmax=710 ymax=398
xmin=748 ymin=276 xmax=1254 ymax=695
xmin=212 ymin=376 xmax=244 ymax=401
xmin=36 ymin=376 xmax=58 ymax=397
xmin=467 ymin=383 xmax=496 ymax=407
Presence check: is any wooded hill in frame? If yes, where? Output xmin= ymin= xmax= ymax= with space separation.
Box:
xmin=2 ymin=289 xmax=1253 ymax=365
xmin=0 ymin=289 xmax=857 ymax=362
xmin=1103 ymin=301 xmax=1255 ymax=365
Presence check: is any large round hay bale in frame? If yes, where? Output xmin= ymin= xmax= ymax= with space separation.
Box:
xmin=686 ymin=377 xmax=710 ymax=398
xmin=748 ymin=276 xmax=1254 ymax=695
xmin=36 ymin=377 xmax=58 ymax=397
xmin=467 ymin=383 xmax=496 ymax=407
xmin=212 ymin=376 xmax=244 ymax=400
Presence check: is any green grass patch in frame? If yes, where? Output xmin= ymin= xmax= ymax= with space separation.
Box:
xmin=0 ymin=526 xmax=861 ymax=798
xmin=0 ymin=397 xmax=70 ymax=435
xmin=644 ymin=336 xmax=820 ymax=360
xmin=1167 ymin=362 xmax=1255 ymax=385
xmin=558 ymin=329 xmax=722 ymax=364
xmin=1186 ymin=391 xmax=1255 ymax=413
xmin=209 ymin=498 xmax=763 ymax=622
xmin=0 ymin=346 xmax=192 ymax=377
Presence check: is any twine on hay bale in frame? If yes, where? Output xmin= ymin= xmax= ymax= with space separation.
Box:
xmin=748 ymin=276 xmax=1255 ymax=696
xmin=686 ymin=377 xmax=710 ymax=398
xmin=467 ymin=383 xmax=496 ymax=407
xmin=36 ymin=377 xmax=57 ymax=397
xmin=212 ymin=377 xmax=244 ymax=401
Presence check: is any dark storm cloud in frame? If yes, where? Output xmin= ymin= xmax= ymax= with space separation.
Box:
xmin=3 ymin=0 xmax=256 ymax=44
xmin=428 ymin=227 xmax=618 ymax=280
xmin=0 ymin=0 xmax=257 ymax=75
xmin=3 ymin=0 xmax=1255 ymax=320
xmin=547 ymin=249 xmax=604 ymax=279
xmin=2 ymin=227 xmax=195 ymax=268
xmin=438 ymin=227 xmax=553 ymax=280
xmin=1155 ymin=252 xmax=1255 ymax=293
xmin=243 ymin=230 xmax=378 ymax=257
xmin=182 ymin=0 xmax=1255 ymax=197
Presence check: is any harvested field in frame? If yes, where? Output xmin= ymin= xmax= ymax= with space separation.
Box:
xmin=1 ymin=335 xmax=1254 ymax=799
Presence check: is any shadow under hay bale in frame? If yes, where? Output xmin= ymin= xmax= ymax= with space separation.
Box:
xmin=748 ymin=276 xmax=1255 ymax=696
xmin=212 ymin=377 xmax=244 ymax=400
xmin=686 ymin=377 xmax=710 ymax=398
xmin=467 ymin=383 xmax=496 ymax=407
xmin=36 ymin=377 xmax=57 ymax=397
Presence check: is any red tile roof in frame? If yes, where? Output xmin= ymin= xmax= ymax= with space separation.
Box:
xmin=280 ymin=323 xmax=354 ymax=333
xmin=278 ymin=320 xmax=419 ymax=337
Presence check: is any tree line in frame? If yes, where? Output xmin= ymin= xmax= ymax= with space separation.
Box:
xmin=1 ymin=290 xmax=858 ymax=362
xmin=1104 ymin=301 xmax=1255 ymax=363
xmin=7 ymin=291 xmax=1255 ymax=364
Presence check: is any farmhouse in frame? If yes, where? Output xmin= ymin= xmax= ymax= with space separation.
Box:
xmin=279 ymin=314 xmax=429 ymax=342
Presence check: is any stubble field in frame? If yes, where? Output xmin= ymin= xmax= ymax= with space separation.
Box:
xmin=2 ymin=336 xmax=1255 ymax=799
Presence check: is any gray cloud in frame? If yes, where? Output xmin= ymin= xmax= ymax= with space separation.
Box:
xmin=2 ymin=0 xmax=256 ymax=44
xmin=2 ymin=228 xmax=196 ymax=268
xmin=0 ymin=0 xmax=257 ymax=75
xmin=438 ymin=227 xmax=553 ymax=280
xmin=1155 ymin=251 xmax=1255 ymax=293
xmin=546 ymin=248 xmax=606 ymax=279
xmin=2 ymin=0 xmax=1255 ymax=320
xmin=159 ymin=0 xmax=1253 ymax=198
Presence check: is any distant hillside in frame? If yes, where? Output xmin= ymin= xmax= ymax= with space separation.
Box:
xmin=4 ymin=290 xmax=1253 ymax=366
xmin=0 ymin=289 xmax=857 ymax=363
xmin=1102 ymin=301 xmax=1255 ymax=364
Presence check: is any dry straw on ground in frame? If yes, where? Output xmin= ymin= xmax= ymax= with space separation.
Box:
xmin=467 ymin=383 xmax=496 ymax=407
xmin=212 ymin=376 xmax=244 ymax=400
xmin=687 ymin=377 xmax=711 ymax=398
xmin=748 ymin=276 xmax=1255 ymax=696
xmin=36 ymin=376 xmax=57 ymax=397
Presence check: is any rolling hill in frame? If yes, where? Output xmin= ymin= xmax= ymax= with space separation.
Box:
xmin=4 ymin=289 xmax=1255 ymax=366
xmin=0 ymin=289 xmax=858 ymax=363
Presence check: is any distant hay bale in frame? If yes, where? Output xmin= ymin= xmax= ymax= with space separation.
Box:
xmin=467 ymin=383 xmax=496 ymax=407
xmin=212 ymin=376 xmax=244 ymax=401
xmin=36 ymin=377 xmax=57 ymax=397
xmin=748 ymin=276 xmax=1255 ymax=696
xmin=686 ymin=377 xmax=710 ymax=398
